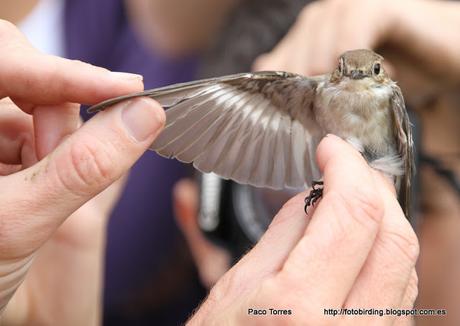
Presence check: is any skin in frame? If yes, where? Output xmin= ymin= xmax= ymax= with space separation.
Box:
xmin=177 ymin=0 xmax=458 ymax=324
xmin=253 ymin=0 xmax=460 ymax=324
xmin=315 ymin=50 xmax=397 ymax=164
xmin=187 ymin=135 xmax=419 ymax=325
xmin=253 ymin=0 xmax=460 ymax=105
xmin=0 ymin=12 xmax=420 ymax=325
xmin=0 ymin=20 xmax=165 ymax=325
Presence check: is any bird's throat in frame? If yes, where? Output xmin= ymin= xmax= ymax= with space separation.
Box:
xmin=314 ymin=79 xmax=394 ymax=154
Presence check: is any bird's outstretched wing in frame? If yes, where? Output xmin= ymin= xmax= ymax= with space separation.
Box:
xmin=390 ymin=85 xmax=415 ymax=218
xmin=89 ymin=71 xmax=324 ymax=189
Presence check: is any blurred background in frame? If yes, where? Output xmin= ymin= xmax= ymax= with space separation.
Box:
xmin=1 ymin=0 xmax=459 ymax=325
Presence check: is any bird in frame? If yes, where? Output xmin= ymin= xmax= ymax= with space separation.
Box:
xmin=88 ymin=49 xmax=414 ymax=218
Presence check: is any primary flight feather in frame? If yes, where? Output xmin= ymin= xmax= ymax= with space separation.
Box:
xmin=89 ymin=49 xmax=414 ymax=218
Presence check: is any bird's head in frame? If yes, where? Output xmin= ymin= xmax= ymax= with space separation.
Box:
xmin=330 ymin=49 xmax=387 ymax=85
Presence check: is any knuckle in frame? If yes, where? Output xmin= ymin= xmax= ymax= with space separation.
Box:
xmin=70 ymin=138 xmax=114 ymax=187
xmin=55 ymin=137 xmax=116 ymax=196
xmin=208 ymin=268 xmax=244 ymax=303
xmin=41 ymin=59 xmax=62 ymax=95
xmin=385 ymin=228 xmax=420 ymax=264
xmin=46 ymin=59 xmax=104 ymax=98
xmin=348 ymin=188 xmax=384 ymax=224
xmin=208 ymin=276 xmax=229 ymax=303
xmin=52 ymin=59 xmax=75 ymax=87
xmin=328 ymin=186 xmax=384 ymax=230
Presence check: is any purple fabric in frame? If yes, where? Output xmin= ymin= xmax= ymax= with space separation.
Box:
xmin=64 ymin=0 xmax=205 ymax=324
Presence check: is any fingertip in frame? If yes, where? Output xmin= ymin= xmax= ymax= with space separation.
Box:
xmin=315 ymin=134 xmax=384 ymax=222
xmin=63 ymin=59 xmax=146 ymax=103
xmin=173 ymin=179 xmax=199 ymax=228
xmin=99 ymin=69 xmax=145 ymax=98
xmin=42 ymin=55 xmax=145 ymax=104
xmin=173 ymin=179 xmax=198 ymax=206
xmin=109 ymin=71 xmax=144 ymax=82
xmin=120 ymin=97 xmax=165 ymax=143
xmin=252 ymin=53 xmax=269 ymax=71
xmin=316 ymin=134 xmax=354 ymax=172
xmin=149 ymin=98 xmax=166 ymax=129
xmin=316 ymin=135 xmax=398 ymax=198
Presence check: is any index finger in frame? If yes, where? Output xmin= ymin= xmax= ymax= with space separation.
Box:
xmin=343 ymin=169 xmax=419 ymax=319
xmin=0 ymin=20 xmax=143 ymax=109
xmin=280 ymin=135 xmax=386 ymax=309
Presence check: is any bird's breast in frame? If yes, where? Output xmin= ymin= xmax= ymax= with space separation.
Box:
xmin=314 ymin=81 xmax=395 ymax=156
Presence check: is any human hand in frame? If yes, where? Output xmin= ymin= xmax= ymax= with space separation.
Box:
xmin=0 ymin=20 xmax=165 ymax=324
xmin=253 ymin=0 xmax=460 ymax=105
xmin=173 ymin=179 xmax=231 ymax=288
xmin=190 ymin=135 xmax=419 ymax=325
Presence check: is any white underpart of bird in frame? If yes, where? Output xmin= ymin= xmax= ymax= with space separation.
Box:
xmin=315 ymin=78 xmax=404 ymax=178
xmin=88 ymin=49 xmax=414 ymax=218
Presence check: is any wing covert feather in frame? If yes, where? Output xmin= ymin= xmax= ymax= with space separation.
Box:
xmin=89 ymin=71 xmax=324 ymax=189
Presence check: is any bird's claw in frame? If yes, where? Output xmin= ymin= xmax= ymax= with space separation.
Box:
xmin=304 ymin=181 xmax=324 ymax=214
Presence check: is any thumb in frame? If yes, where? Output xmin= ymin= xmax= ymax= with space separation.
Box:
xmin=1 ymin=98 xmax=164 ymax=258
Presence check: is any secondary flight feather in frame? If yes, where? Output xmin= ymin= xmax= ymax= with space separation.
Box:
xmin=88 ymin=49 xmax=414 ymax=218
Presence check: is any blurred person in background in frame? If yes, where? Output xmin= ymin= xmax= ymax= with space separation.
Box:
xmin=0 ymin=0 xmax=239 ymax=324
xmin=0 ymin=23 xmax=419 ymax=325
xmin=0 ymin=2 xmax=456 ymax=324
xmin=174 ymin=0 xmax=459 ymax=325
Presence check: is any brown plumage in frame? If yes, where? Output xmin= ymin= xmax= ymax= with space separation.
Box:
xmin=88 ymin=49 xmax=414 ymax=218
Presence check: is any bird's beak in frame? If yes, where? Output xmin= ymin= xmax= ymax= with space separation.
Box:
xmin=350 ymin=70 xmax=367 ymax=80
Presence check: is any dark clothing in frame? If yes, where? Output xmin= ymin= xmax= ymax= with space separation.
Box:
xmin=64 ymin=0 xmax=205 ymax=324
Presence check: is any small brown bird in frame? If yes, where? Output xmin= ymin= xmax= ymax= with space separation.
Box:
xmin=89 ymin=49 xmax=414 ymax=218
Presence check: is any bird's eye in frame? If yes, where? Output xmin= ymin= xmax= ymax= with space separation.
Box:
xmin=373 ymin=63 xmax=381 ymax=75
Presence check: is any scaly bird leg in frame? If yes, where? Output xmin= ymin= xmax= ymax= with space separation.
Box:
xmin=304 ymin=180 xmax=324 ymax=214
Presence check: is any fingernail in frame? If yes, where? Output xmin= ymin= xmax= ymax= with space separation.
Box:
xmin=110 ymin=71 xmax=143 ymax=81
xmin=122 ymin=98 xmax=165 ymax=142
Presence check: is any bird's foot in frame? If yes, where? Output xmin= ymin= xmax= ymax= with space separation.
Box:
xmin=304 ymin=181 xmax=324 ymax=214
